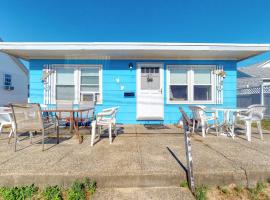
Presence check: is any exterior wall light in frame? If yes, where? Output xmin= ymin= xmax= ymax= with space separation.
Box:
xmin=128 ymin=63 xmax=133 ymax=70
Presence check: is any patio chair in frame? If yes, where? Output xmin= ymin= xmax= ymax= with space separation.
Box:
xmin=0 ymin=107 xmax=13 ymax=138
xmin=77 ymin=100 xmax=95 ymax=127
xmin=56 ymin=101 xmax=73 ymax=127
xmin=91 ymin=107 xmax=119 ymax=146
xmin=234 ymin=104 xmax=266 ymax=141
xmin=10 ymin=103 xmax=59 ymax=151
xmin=189 ymin=105 xmax=218 ymax=137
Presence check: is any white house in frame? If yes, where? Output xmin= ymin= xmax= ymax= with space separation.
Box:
xmin=0 ymin=51 xmax=28 ymax=106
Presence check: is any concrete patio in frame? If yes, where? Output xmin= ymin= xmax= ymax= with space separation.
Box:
xmin=0 ymin=124 xmax=269 ymax=198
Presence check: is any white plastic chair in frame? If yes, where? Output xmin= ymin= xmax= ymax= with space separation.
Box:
xmin=235 ymin=104 xmax=266 ymax=141
xmin=91 ymin=107 xmax=118 ymax=146
xmin=0 ymin=107 xmax=13 ymax=138
xmin=189 ymin=105 xmax=218 ymax=137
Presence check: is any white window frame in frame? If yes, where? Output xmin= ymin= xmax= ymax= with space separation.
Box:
xmin=167 ymin=65 xmax=215 ymax=104
xmin=52 ymin=64 xmax=103 ymax=104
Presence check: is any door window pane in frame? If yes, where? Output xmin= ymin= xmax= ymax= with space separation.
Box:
xmin=194 ymin=85 xmax=212 ymax=100
xmin=141 ymin=67 xmax=160 ymax=90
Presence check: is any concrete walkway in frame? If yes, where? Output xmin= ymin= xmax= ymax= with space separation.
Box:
xmin=0 ymin=125 xmax=269 ymax=190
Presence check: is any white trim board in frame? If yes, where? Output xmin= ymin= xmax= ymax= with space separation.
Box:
xmin=0 ymin=42 xmax=269 ymax=60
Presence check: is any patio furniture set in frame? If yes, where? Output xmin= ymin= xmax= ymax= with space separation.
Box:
xmin=185 ymin=104 xmax=266 ymax=141
xmin=0 ymin=101 xmax=266 ymax=152
xmin=0 ymin=101 xmax=119 ymax=151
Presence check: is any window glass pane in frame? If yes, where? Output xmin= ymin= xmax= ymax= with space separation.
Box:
xmin=81 ymin=85 xmax=99 ymax=92
xmin=81 ymin=76 xmax=99 ymax=84
xmin=141 ymin=69 xmax=160 ymax=90
xmin=170 ymin=69 xmax=187 ymax=85
xmin=4 ymin=74 xmax=12 ymax=86
xmin=56 ymin=68 xmax=74 ymax=85
xmin=56 ymin=85 xmax=74 ymax=100
xmin=194 ymin=85 xmax=212 ymax=100
xmin=170 ymin=85 xmax=188 ymax=101
xmin=194 ymin=69 xmax=211 ymax=85
xmin=81 ymin=68 xmax=99 ymax=76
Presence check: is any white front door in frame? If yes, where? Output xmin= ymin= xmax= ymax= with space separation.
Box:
xmin=136 ymin=63 xmax=164 ymax=120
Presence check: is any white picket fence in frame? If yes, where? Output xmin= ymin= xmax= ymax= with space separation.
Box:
xmin=237 ymin=84 xmax=270 ymax=118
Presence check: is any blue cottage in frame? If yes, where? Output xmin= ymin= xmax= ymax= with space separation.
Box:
xmin=0 ymin=42 xmax=269 ymax=124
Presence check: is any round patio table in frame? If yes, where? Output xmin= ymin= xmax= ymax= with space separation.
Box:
xmin=206 ymin=108 xmax=247 ymax=138
xmin=42 ymin=105 xmax=94 ymax=144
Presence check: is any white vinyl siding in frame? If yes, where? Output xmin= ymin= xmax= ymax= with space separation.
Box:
xmin=167 ymin=65 xmax=215 ymax=104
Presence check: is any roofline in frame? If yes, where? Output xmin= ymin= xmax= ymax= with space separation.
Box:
xmin=0 ymin=42 xmax=269 ymax=61
xmin=0 ymin=41 xmax=269 ymax=47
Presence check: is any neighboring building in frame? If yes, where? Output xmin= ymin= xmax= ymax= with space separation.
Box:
xmin=0 ymin=42 xmax=269 ymax=124
xmin=237 ymin=60 xmax=270 ymax=117
xmin=0 ymin=51 xmax=28 ymax=106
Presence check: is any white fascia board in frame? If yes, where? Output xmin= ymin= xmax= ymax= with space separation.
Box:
xmin=0 ymin=42 xmax=269 ymax=51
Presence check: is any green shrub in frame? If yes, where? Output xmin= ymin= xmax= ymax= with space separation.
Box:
xmin=195 ymin=185 xmax=208 ymax=200
xmin=83 ymin=177 xmax=97 ymax=195
xmin=234 ymin=185 xmax=243 ymax=193
xmin=180 ymin=180 xmax=189 ymax=188
xmin=0 ymin=184 xmax=38 ymax=200
xmin=221 ymin=187 xmax=229 ymax=195
xmin=42 ymin=185 xmax=62 ymax=200
xmin=67 ymin=180 xmax=86 ymax=200
xmin=248 ymin=181 xmax=266 ymax=200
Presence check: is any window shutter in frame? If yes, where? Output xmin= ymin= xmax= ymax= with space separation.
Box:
xmin=214 ymin=65 xmax=224 ymax=104
xmin=42 ymin=64 xmax=55 ymax=105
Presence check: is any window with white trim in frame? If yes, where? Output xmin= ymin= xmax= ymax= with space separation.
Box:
xmin=54 ymin=65 xmax=102 ymax=103
xmin=167 ymin=65 xmax=214 ymax=104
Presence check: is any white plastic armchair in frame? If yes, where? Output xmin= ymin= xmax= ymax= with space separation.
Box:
xmin=0 ymin=107 xmax=13 ymax=138
xmin=236 ymin=104 xmax=266 ymax=141
xmin=91 ymin=107 xmax=119 ymax=146
xmin=189 ymin=105 xmax=218 ymax=137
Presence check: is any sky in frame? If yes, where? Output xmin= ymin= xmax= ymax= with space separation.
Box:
xmin=0 ymin=0 xmax=270 ymax=67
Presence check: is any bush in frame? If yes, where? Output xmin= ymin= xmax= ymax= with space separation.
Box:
xmin=180 ymin=180 xmax=189 ymax=188
xmin=0 ymin=184 xmax=38 ymax=200
xmin=67 ymin=180 xmax=86 ymax=200
xmin=83 ymin=177 xmax=97 ymax=195
xmin=42 ymin=185 xmax=62 ymax=200
xmin=195 ymin=185 xmax=208 ymax=200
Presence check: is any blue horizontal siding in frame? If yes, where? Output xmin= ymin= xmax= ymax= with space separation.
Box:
xmin=29 ymin=59 xmax=237 ymax=124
